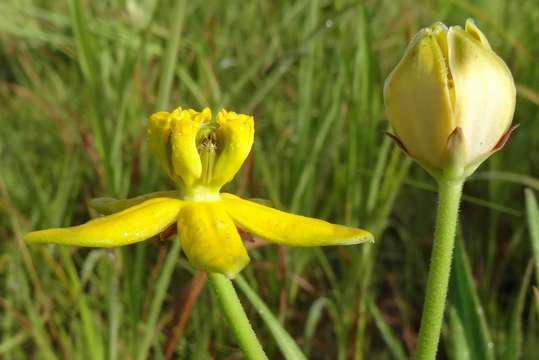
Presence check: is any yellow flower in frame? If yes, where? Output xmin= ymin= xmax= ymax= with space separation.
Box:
xmin=384 ymin=19 xmax=516 ymax=180
xmin=26 ymin=108 xmax=373 ymax=278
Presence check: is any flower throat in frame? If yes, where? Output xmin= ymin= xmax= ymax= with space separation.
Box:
xmin=197 ymin=126 xmax=218 ymax=185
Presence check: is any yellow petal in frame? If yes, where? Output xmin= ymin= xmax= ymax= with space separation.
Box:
xmin=221 ymin=194 xmax=373 ymax=246
xmin=177 ymin=201 xmax=249 ymax=278
xmin=90 ymin=191 xmax=182 ymax=215
xmin=170 ymin=108 xmax=210 ymax=186
xmin=25 ymin=198 xmax=183 ymax=247
xmin=448 ymin=25 xmax=515 ymax=165
xmin=147 ymin=111 xmax=174 ymax=177
xmin=384 ymin=29 xmax=455 ymax=170
xmin=464 ymin=19 xmax=491 ymax=49
xmin=210 ymin=110 xmax=254 ymax=189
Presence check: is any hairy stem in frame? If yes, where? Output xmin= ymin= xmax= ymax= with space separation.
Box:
xmin=415 ymin=179 xmax=463 ymax=359
xmin=208 ymin=272 xmax=268 ymax=360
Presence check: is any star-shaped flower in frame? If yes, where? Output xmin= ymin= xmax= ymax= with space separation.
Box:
xmin=25 ymin=108 xmax=373 ymax=278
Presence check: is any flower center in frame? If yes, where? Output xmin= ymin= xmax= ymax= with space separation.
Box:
xmin=148 ymin=107 xmax=255 ymax=201
xmin=197 ymin=130 xmax=218 ymax=185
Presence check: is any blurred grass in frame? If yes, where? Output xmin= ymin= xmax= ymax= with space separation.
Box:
xmin=1 ymin=0 xmax=539 ymax=358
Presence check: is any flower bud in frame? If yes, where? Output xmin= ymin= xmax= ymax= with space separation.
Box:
xmin=384 ymin=19 xmax=516 ymax=179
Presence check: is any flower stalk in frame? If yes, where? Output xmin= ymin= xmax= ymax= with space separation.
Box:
xmin=208 ymin=272 xmax=268 ymax=360
xmin=383 ymin=19 xmax=516 ymax=358
xmin=415 ymin=179 xmax=463 ymax=359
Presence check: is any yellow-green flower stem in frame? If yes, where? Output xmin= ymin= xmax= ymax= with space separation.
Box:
xmin=208 ymin=272 xmax=268 ymax=360
xmin=415 ymin=179 xmax=463 ymax=360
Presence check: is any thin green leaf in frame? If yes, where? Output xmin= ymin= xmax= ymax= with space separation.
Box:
xmin=525 ymin=189 xmax=539 ymax=284
xmin=303 ymin=297 xmax=329 ymax=356
xmin=447 ymin=306 xmax=471 ymax=360
xmin=448 ymin=236 xmax=493 ymax=360
xmin=504 ymin=262 xmax=532 ymax=360
xmin=136 ymin=241 xmax=181 ymax=360
xmin=234 ymin=275 xmax=307 ymax=360
xmin=370 ymin=302 xmax=407 ymax=360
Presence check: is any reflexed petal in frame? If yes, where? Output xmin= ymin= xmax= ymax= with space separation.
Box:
xmin=177 ymin=201 xmax=249 ymax=278
xmin=25 ymin=198 xmax=184 ymax=247
xmin=384 ymin=29 xmax=455 ymax=170
xmin=211 ymin=110 xmax=254 ymax=189
xmin=221 ymin=194 xmax=374 ymax=246
xmin=90 ymin=191 xmax=182 ymax=215
xmin=448 ymin=26 xmax=515 ymax=164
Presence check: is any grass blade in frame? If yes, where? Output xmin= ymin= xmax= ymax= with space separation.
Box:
xmin=234 ymin=275 xmax=307 ymax=360
xmin=525 ymin=189 xmax=539 ymax=284
xmin=370 ymin=302 xmax=407 ymax=360
xmin=448 ymin=236 xmax=493 ymax=360
xmin=137 ymin=241 xmax=181 ymax=360
xmin=503 ymin=262 xmax=533 ymax=360
xmin=156 ymin=0 xmax=186 ymax=110
xmin=303 ymin=297 xmax=329 ymax=356
xmin=447 ymin=306 xmax=471 ymax=360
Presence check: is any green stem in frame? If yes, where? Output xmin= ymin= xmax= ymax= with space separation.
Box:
xmin=415 ymin=179 xmax=464 ymax=360
xmin=208 ymin=273 xmax=268 ymax=360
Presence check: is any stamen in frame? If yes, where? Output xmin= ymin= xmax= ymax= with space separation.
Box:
xmin=198 ymin=132 xmax=217 ymax=184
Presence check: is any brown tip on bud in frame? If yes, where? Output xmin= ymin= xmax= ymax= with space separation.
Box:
xmin=493 ymin=124 xmax=519 ymax=152
xmin=447 ymin=127 xmax=465 ymax=151
xmin=159 ymin=223 xmax=178 ymax=241
xmin=444 ymin=127 xmax=467 ymax=179
xmin=237 ymin=226 xmax=255 ymax=243
xmin=385 ymin=132 xmax=409 ymax=154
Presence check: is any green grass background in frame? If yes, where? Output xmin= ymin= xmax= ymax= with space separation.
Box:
xmin=1 ymin=0 xmax=539 ymax=358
